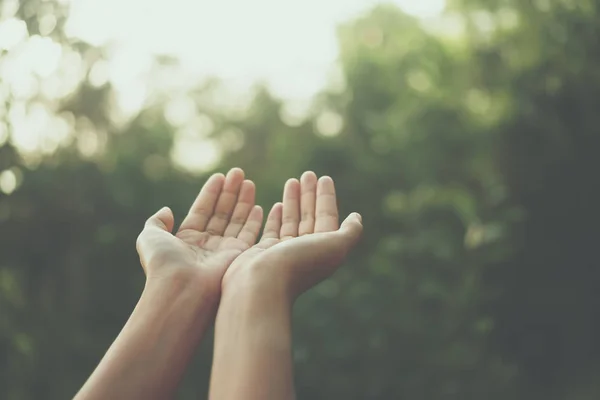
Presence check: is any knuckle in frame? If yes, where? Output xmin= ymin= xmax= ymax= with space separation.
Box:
xmin=229 ymin=216 xmax=247 ymax=226
xmin=301 ymin=212 xmax=315 ymax=221
xmin=194 ymin=207 xmax=212 ymax=216
xmin=316 ymin=211 xmax=338 ymax=219
xmin=206 ymin=228 xmax=222 ymax=236
xmin=281 ymin=215 xmax=298 ymax=224
xmin=214 ymin=211 xmax=230 ymax=221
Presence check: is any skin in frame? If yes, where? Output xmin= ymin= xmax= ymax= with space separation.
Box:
xmin=75 ymin=168 xmax=264 ymax=400
xmin=209 ymin=171 xmax=363 ymax=400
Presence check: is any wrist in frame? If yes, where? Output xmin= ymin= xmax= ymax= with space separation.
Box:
xmin=216 ymin=276 xmax=294 ymax=353
xmin=222 ymin=262 xmax=295 ymax=307
xmin=223 ymin=281 xmax=292 ymax=313
xmin=144 ymin=268 xmax=220 ymax=312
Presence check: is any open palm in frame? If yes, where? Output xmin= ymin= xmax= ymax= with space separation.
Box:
xmin=136 ymin=168 xmax=263 ymax=293
xmin=223 ymin=171 xmax=363 ymax=298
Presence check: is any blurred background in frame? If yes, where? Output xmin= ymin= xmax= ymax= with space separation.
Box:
xmin=1 ymin=0 xmax=600 ymax=398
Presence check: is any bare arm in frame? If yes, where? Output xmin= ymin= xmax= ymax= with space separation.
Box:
xmin=210 ymin=282 xmax=295 ymax=400
xmin=76 ymin=168 xmax=264 ymax=400
xmin=75 ymin=275 xmax=215 ymax=400
xmin=209 ymin=173 xmax=362 ymax=400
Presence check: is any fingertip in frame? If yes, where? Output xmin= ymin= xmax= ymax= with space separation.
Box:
xmin=283 ymin=179 xmax=300 ymax=200
xmin=341 ymin=212 xmax=363 ymax=234
xmin=267 ymin=202 xmax=283 ymax=221
xmin=149 ymin=206 xmax=175 ymax=232
xmin=210 ymin=172 xmax=226 ymax=181
xmin=244 ymin=204 xmax=263 ymax=223
xmin=301 ymin=171 xmax=317 ymax=183
xmin=317 ymin=176 xmax=336 ymax=194
xmin=222 ymin=169 xmax=245 ymax=190
xmin=205 ymin=173 xmax=226 ymax=192
xmin=285 ymin=178 xmax=300 ymax=187
xmin=228 ymin=167 xmax=245 ymax=177
xmin=239 ymin=179 xmax=256 ymax=198
xmin=156 ymin=206 xmax=172 ymax=217
xmin=226 ymin=168 xmax=245 ymax=186
xmin=318 ymin=175 xmax=333 ymax=184
xmin=261 ymin=202 xmax=283 ymax=240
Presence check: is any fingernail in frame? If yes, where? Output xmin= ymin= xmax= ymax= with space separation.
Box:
xmin=354 ymin=212 xmax=362 ymax=222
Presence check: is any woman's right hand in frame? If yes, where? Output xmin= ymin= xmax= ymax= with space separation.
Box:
xmin=222 ymin=171 xmax=363 ymax=302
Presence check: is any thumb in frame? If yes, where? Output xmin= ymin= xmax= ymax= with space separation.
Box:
xmin=144 ymin=206 xmax=175 ymax=233
xmin=337 ymin=212 xmax=363 ymax=250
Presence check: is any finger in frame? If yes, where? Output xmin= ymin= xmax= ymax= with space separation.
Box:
xmin=314 ymin=176 xmax=339 ymax=233
xmin=137 ymin=207 xmax=175 ymax=258
xmin=205 ymin=168 xmax=246 ymax=235
xmin=261 ymin=202 xmax=283 ymax=240
xmin=336 ymin=212 xmax=363 ymax=250
xmin=298 ymin=171 xmax=317 ymax=236
xmin=144 ymin=207 xmax=175 ymax=232
xmin=178 ymin=173 xmax=225 ymax=232
xmin=237 ymin=205 xmax=263 ymax=245
xmin=280 ymin=178 xmax=301 ymax=239
xmin=224 ymin=180 xmax=256 ymax=237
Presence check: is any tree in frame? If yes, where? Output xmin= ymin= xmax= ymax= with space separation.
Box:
xmin=2 ymin=0 xmax=600 ymax=399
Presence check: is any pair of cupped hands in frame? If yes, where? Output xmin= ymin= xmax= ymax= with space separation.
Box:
xmin=136 ymin=168 xmax=363 ymax=305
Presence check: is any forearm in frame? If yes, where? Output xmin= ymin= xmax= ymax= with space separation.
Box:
xmin=75 ymin=275 xmax=215 ymax=400
xmin=209 ymin=283 xmax=295 ymax=400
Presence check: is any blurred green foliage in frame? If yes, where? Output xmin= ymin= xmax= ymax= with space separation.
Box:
xmin=1 ymin=0 xmax=600 ymax=399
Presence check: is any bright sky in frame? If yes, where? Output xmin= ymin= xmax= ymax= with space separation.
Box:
xmin=66 ymin=0 xmax=446 ymax=102
xmin=0 ymin=0 xmax=447 ymax=179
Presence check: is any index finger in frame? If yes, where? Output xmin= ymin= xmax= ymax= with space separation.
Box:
xmin=178 ymin=173 xmax=225 ymax=232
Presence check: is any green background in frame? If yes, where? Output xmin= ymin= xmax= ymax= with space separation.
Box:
xmin=1 ymin=0 xmax=600 ymax=398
